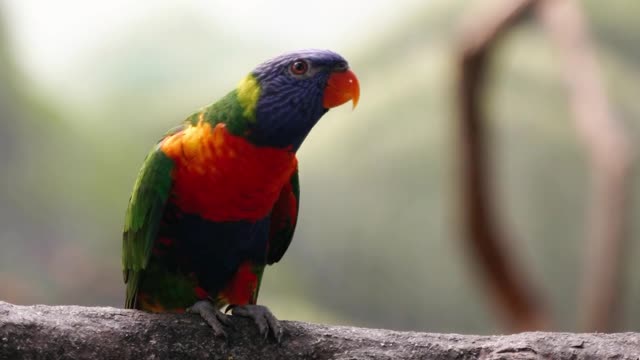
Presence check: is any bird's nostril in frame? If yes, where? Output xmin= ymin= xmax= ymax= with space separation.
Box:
xmin=334 ymin=61 xmax=348 ymax=72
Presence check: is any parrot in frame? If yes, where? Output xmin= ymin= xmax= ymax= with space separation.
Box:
xmin=122 ymin=49 xmax=360 ymax=341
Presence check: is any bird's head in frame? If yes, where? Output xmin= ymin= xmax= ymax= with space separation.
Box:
xmin=236 ymin=49 xmax=360 ymax=151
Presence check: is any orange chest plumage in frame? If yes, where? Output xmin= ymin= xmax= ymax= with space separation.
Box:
xmin=160 ymin=121 xmax=297 ymax=222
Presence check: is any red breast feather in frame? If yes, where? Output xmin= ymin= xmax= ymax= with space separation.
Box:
xmin=161 ymin=121 xmax=297 ymax=222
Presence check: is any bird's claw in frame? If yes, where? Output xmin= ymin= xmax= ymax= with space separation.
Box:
xmin=187 ymin=300 xmax=232 ymax=339
xmin=231 ymin=304 xmax=283 ymax=343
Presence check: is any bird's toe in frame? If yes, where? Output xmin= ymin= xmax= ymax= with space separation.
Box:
xmin=231 ymin=304 xmax=283 ymax=342
xmin=187 ymin=300 xmax=230 ymax=339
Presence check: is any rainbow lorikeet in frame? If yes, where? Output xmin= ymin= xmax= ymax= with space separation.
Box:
xmin=122 ymin=49 xmax=359 ymax=341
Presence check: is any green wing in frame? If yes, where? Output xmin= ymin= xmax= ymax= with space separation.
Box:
xmin=266 ymin=168 xmax=300 ymax=265
xmin=122 ymin=145 xmax=174 ymax=308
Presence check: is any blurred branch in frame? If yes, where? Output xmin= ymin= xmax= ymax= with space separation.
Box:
xmin=1 ymin=302 xmax=638 ymax=359
xmin=454 ymin=0 xmax=552 ymax=332
xmin=454 ymin=0 xmax=634 ymax=332
xmin=536 ymin=0 xmax=635 ymax=332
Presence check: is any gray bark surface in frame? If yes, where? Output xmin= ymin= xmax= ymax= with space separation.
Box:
xmin=1 ymin=301 xmax=638 ymax=359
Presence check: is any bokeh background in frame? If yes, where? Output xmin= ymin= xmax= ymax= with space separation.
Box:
xmin=0 ymin=0 xmax=639 ymax=334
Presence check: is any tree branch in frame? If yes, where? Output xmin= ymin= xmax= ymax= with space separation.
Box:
xmin=454 ymin=0 xmax=552 ymax=332
xmin=1 ymin=302 xmax=638 ymax=359
xmin=536 ymin=0 xmax=635 ymax=332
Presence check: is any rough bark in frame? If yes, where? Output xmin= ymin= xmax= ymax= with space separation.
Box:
xmin=1 ymin=302 xmax=639 ymax=360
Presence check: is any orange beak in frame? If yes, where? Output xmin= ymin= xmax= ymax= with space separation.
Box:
xmin=322 ymin=69 xmax=360 ymax=109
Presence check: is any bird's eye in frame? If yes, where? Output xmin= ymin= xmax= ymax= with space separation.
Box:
xmin=290 ymin=60 xmax=309 ymax=75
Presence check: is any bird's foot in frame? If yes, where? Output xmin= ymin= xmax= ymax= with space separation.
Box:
xmin=187 ymin=300 xmax=232 ymax=339
xmin=230 ymin=304 xmax=283 ymax=343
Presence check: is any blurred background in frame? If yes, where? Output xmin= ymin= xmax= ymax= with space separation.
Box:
xmin=0 ymin=0 xmax=638 ymax=334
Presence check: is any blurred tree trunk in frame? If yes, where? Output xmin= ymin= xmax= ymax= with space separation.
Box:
xmin=454 ymin=0 xmax=552 ymax=332
xmin=454 ymin=0 xmax=633 ymax=332
xmin=537 ymin=0 xmax=634 ymax=332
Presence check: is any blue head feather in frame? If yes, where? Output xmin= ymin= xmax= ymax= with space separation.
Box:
xmin=248 ymin=49 xmax=349 ymax=151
